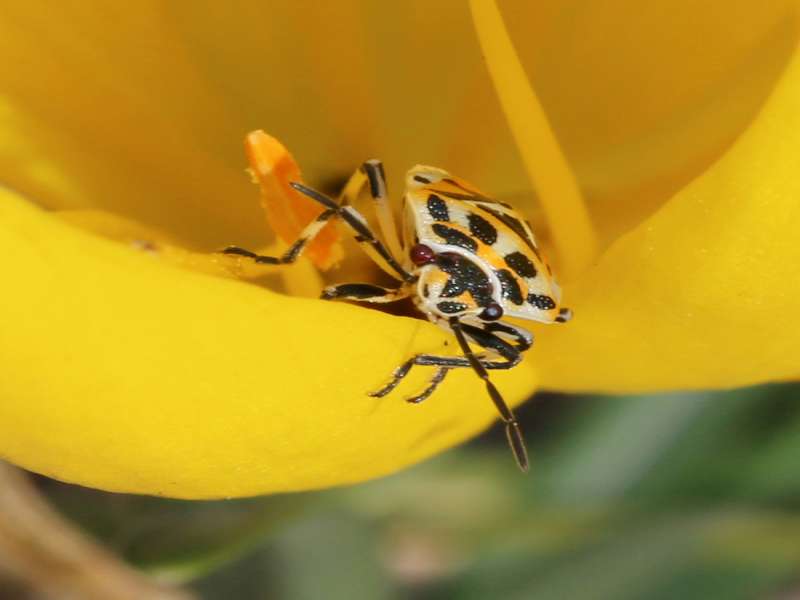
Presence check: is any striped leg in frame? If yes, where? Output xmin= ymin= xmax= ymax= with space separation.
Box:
xmin=370 ymin=320 xmax=524 ymax=409
xmin=449 ymin=318 xmax=529 ymax=472
xmin=371 ymin=319 xmax=530 ymax=470
xmin=223 ymin=178 xmax=414 ymax=283
xmin=336 ymin=160 xmax=404 ymax=261
xmin=223 ymin=208 xmax=336 ymax=265
xmin=295 ymin=182 xmax=414 ymax=283
xmin=405 ymin=367 xmax=451 ymax=404
xmin=481 ymin=321 xmax=534 ymax=352
xmin=369 ymin=350 xmax=519 ymax=400
xmin=321 ymin=283 xmax=410 ymax=303
xmin=359 ymin=160 xmax=404 ymax=260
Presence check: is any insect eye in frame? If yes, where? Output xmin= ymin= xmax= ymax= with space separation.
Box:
xmin=409 ymin=244 xmax=436 ymax=266
xmin=479 ymin=302 xmax=504 ymax=321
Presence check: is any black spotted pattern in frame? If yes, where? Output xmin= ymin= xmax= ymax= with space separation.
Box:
xmin=504 ymin=251 xmax=537 ymax=278
xmin=495 ymin=269 xmax=524 ymax=305
xmin=528 ymin=294 xmax=556 ymax=310
xmin=436 ymin=253 xmax=493 ymax=307
xmin=467 ymin=213 xmax=497 ymax=245
xmin=432 ymin=224 xmax=478 ymax=253
xmin=437 ymin=301 xmax=468 ymax=314
xmin=427 ymin=194 xmax=449 ymax=221
xmin=476 ymin=205 xmax=537 ymax=254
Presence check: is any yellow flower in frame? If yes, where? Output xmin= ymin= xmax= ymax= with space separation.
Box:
xmin=0 ymin=1 xmax=798 ymax=498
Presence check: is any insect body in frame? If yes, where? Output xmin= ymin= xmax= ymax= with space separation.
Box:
xmin=224 ymin=160 xmax=571 ymax=471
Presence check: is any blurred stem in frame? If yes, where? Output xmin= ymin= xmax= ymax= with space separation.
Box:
xmin=469 ymin=0 xmax=597 ymax=278
xmin=0 ymin=462 xmax=194 ymax=600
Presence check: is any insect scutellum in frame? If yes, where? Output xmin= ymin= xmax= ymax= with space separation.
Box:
xmin=223 ymin=160 xmax=572 ymax=472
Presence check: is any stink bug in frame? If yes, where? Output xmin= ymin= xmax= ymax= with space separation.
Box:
xmin=223 ymin=159 xmax=571 ymax=471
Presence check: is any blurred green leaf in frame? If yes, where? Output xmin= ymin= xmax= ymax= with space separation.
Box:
xmin=536 ymin=392 xmax=715 ymax=504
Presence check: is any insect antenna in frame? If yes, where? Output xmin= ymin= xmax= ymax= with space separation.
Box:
xmin=448 ymin=318 xmax=529 ymax=471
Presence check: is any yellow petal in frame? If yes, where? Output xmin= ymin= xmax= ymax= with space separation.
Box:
xmin=58 ymin=207 xmax=328 ymax=300
xmin=535 ymin=45 xmax=800 ymax=392
xmin=2 ymin=2 xmax=798 ymax=498
xmin=0 ymin=2 xmax=262 ymax=248
xmin=5 ymin=2 xmax=794 ymax=252
xmin=0 ymin=191 xmax=537 ymax=498
xmin=502 ymin=0 xmax=800 ymax=243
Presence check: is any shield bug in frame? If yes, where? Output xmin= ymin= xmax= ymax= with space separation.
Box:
xmin=224 ymin=155 xmax=571 ymax=471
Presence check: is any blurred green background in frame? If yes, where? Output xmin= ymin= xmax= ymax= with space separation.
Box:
xmin=6 ymin=382 xmax=800 ymax=599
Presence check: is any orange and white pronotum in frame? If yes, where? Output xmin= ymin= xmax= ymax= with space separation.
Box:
xmin=224 ymin=132 xmax=571 ymax=471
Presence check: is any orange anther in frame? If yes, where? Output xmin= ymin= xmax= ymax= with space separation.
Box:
xmin=245 ymin=130 xmax=343 ymax=270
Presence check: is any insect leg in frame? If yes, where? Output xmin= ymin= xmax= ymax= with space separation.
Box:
xmin=406 ymin=368 xmax=451 ymax=404
xmin=223 ymin=180 xmax=413 ymax=282
xmin=449 ymin=318 xmax=529 ymax=472
xmin=369 ymin=325 xmax=522 ymax=401
xmin=290 ymin=182 xmax=415 ymax=283
xmin=369 ymin=352 xmax=518 ymax=398
xmin=336 ymin=160 xmax=404 ymax=261
xmin=481 ymin=321 xmax=534 ymax=352
xmin=222 ymin=208 xmax=336 ymax=264
xmin=321 ymin=283 xmax=410 ymax=303
xmin=360 ymin=160 xmax=404 ymax=260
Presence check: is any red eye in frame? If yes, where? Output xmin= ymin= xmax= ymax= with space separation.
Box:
xmin=410 ymin=244 xmax=436 ymax=266
xmin=479 ymin=302 xmax=504 ymax=321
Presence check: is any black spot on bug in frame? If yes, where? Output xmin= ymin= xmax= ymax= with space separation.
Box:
xmin=437 ymin=301 xmax=468 ymax=314
xmin=467 ymin=213 xmax=497 ymax=245
xmin=504 ymin=251 xmax=537 ymax=278
xmin=441 ymin=278 xmax=463 ymax=298
xmin=427 ymin=194 xmax=449 ymax=221
xmin=495 ymin=269 xmax=524 ymax=305
xmin=476 ymin=206 xmax=538 ymax=254
xmin=435 ymin=252 xmax=457 ymax=268
xmin=432 ymin=224 xmax=478 ymax=253
xmin=528 ymin=294 xmax=556 ymax=310
xmin=436 ymin=253 xmax=493 ymax=305
xmin=414 ymin=174 xmax=432 ymax=184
